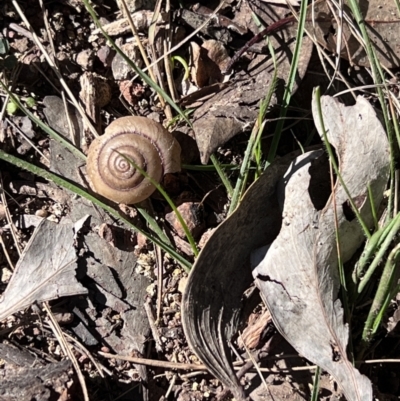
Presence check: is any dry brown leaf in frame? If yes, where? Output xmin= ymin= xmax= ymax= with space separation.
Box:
xmin=189 ymin=41 xmax=226 ymax=88
xmin=0 ymin=219 xmax=87 ymax=321
xmin=253 ymin=94 xmax=390 ymax=401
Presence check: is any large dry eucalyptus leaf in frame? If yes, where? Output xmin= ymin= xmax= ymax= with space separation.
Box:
xmin=253 ymin=95 xmax=390 ymax=401
xmin=0 ymin=219 xmax=87 ymax=321
xmin=182 ymin=154 xmax=298 ymax=400
xmin=312 ymin=0 xmax=400 ymax=68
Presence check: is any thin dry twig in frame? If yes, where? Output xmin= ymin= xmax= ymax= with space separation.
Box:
xmin=119 ymin=0 xmax=168 ymax=114
xmin=132 ymin=0 xmax=227 ymax=81
xmin=0 ymin=233 xmax=15 ymax=271
xmin=156 ymin=246 xmax=163 ymax=321
xmin=61 ymin=331 xmax=109 ymax=377
xmin=5 ymin=117 xmax=49 ymax=163
xmin=144 ymin=299 xmax=163 ymax=353
xmin=11 ymin=0 xmax=99 ymax=139
xmin=99 ymin=350 xmax=207 ymax=370
xmin=165 ymin=373 xmax=177 ymax=398
xmin=99 ymin=350 xmax=400 ymax=373
xmin=44 ymin=302 xmax=89 ymax=401
xmin=0 ymin=176 xmax=22 ymax=257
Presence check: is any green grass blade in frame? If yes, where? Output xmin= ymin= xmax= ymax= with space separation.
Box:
xmin=136 ymin=205 xmax=171 ymax=246
xmin=0 ymin=150 xmax=192 ymax=270
xmin=361 ymin=243 xmax=400 ymax=350
xmin=310 ymin=366 xmax=321 ymax=401
xmin=210 ymin=154 xmax=233 ymax=198
xmin=266 ymin=0 xmax=308 ymax=165
xmin=0 ymin=79 xmax=86 ymax=161
xmin=117 ymin=151 xmax=199 ymax=257
xmin=358 ymin=213 xmax=400 ymax=294
xmin=367 ymin=184 xmax=379 ymax=231
xmin=353 ymin=217 xmax=397 ymax=283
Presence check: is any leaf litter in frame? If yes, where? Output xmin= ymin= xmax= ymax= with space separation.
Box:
xmin=0 ymin=218 xmax=88 ymax=322
xmin=183 ymin=94 xmax=390 ymax=400
xmin=192 ymin=1 xmax=313 ymax=164
xmin=1 ymin=0 xmax=399 ymax=399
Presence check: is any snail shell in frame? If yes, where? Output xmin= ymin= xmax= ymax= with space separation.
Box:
xmin=87 ymin=116 xmax=181 ymax=204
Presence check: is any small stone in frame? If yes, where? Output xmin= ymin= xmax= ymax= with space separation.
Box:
xmin=111 ymin=43 xmax=143 ymax=80
xmin=178 ymin=276 xmax=188 ymax=294
xmin=119 ymin=80 xmax=145 ymax=105
xmin=98 ymin=223 xmax=114 ymax=244
xmin=96 ymin=80 xmax=112 ymax=107
xmin=136 ymin=232 xmax=149 ymax=251
xmin=1 ymin=267 xmax=12 ymax=284
xmin=35 ymin=208 xmax=48 ymax=218
xmin=53 ymin=312 xmax=74 ymax=325
xmin=97 ymin=45 xmax=115 ymax=67
xmin=198 ymin=228 xmax=217 ymax=249
xmin=165 ymin=202 xmax=205 ymax=240
xmin=75 ymin=49 xmax=94 ymax=70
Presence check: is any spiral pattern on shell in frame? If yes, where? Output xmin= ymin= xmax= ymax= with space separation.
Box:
xmin=87 ymin=116 xmax=181 ymax=204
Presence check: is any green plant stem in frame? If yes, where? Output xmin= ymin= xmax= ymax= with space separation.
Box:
xmin=266 ymin=0 xmax=307 ymax=165
xmin=0 ymin=150 xmax=192 ymax=271
xmin=210 ymin=154 xmax=233 ymax=198
xmin=117 ymin=152 xmax=199 ymax=257
xmin=367 ymin=184 xmax=378 ymax=231
xmin=353 ymin=217 xmax=396 ymax=283
xmin=346 ymin=0 xmax=395 ymax=219
xmin=228 ymin=125 xmax=259 ymax=215
xmin=171 ymin=55 xmax=190 ymax=80
xmin=358 ymin=213 xmax=400 ymax=294
xmin=360 ymin=243 xmax=400 ymax=352
xmin=310 ymin=366 xmax=321 ymax=401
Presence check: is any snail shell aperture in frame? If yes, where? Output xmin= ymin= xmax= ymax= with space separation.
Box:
xmin=87 ymin=116 xmax=181 ymax=204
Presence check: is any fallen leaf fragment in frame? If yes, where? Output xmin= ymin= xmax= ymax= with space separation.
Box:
xmin=190 ymin=41 xmax=225 ymax=88
xmin=0 ymin=357 xmax=73 ymax=401
xmin=182 ymin=154 xmax=298 ymax=400
xmin=0 ymin=219 xmax=87 ymax=322
xmin=253 ymin=94 xmax=390 ymax=401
